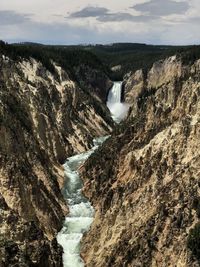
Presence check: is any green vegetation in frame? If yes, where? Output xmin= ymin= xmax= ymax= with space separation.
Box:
xmin=1 ymin=41 xmax=200 ymax=81
xmin=81 ymin=43 xmax=200 ymax=80
xmin=180 ymin=45 xmax=200 ymax=65
xmin=0 ymin=41 xmax=108 ymax=82
xmin=187 ymin=223 xmax=200 ymax=263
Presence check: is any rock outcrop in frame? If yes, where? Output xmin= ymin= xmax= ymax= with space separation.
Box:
xmin=74 ymin=64 xmax=113 ymax=103
xmin=0 ymin=53 xmax=113 ymax=266
xmin=80 ymin=56 xmax=200 ymax=267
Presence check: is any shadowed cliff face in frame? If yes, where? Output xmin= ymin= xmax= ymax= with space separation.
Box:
xmin=74 ymin=64 xmax=113 ymax=103
xmin=80 ymin=56 xmax=200 ymax=267
xmin=0 ymin=54 xmax=113 ymax=266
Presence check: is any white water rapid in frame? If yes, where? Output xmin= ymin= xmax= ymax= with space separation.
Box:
xmin=107 ymin=81 xmax=129 ymax=123
xmin=57 ymin=136 xmax=108 ymax=267
xmin=57 ymin=82 xmax=127 ymax=266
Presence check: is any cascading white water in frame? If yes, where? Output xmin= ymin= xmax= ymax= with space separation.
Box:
xmin=57 ymin=136 xmax=108 ymax=267
xmin=107 ymin=81 xmax=129 ymax=123
xmin=107 ymin=81 xmax=122 ymax=103
xmin=57 ymin=82 xmax=128 ymax=266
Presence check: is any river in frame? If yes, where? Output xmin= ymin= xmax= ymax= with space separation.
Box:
xmin=57 ymin=81 xmax=128 ymax=266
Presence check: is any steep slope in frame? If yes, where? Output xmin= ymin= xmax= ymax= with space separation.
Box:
xmin=0 ymin=51 xmax=113 ymax=266
xmin=80 ymin=56 xmax=200 ymax=266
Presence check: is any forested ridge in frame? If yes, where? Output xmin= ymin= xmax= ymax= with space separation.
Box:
xmin=0 ymin=41 xmax=108 ymax=82
xmin=1 ymin=40 xmax=200 ymax=80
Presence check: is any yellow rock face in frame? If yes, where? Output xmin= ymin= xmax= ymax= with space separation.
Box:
xmin=80 ymin=56 xmax=200 ymax=267
xmin=0 ymin=54 xmax=113 ymax=266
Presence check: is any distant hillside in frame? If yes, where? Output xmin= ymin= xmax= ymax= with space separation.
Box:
xmin=83 ymin=43 xmax=200 ymax=80
xmin=43 ymin=42 xmax=200 ymax=79
xmin=2 ymin=41 xmax=200 ymax=80
xmin=0 ymin=41 xmax=108 ymax=84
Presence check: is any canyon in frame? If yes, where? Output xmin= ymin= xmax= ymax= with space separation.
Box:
xmin=80 ymin=55 xmax=200 ymax=267
xmin=0 ymin=43 xmax=200 ymax=267
xmin=0 ymin=48 xmax=113 ymax=266
xmin=57 ymin=81 xmax=126 ymax=267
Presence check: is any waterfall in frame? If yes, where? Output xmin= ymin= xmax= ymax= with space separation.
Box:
xmin=107 ymin=81 xmax=122 ymax=103
xmin=107 ymin=81 xmax=129 ymax=123
xmin=57 ymin=81 xmax=129 ymax=267
xmin=57 ymin=136 xmax=108 ymax=267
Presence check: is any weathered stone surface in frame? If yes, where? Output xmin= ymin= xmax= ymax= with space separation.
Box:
xmin=0 ymin=54 xmax=113 ymax=266
xmin=80 ymin=56 xmax=200 ymax=267
xmin=74 ymin=64 xmax=113 ymax=103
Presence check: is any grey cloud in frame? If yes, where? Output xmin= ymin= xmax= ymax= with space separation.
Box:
xmin=1 ymin=3 xmax=198 ymax=46
xmin=132 ymin=0 xmax=190 ymax=16
xmin=98 ymin=12 xmax=156 ymax=22
xmin=186 ymin=16 xmax=200 ymax=23
xmin=2 ymin=16 xmax=199 ymax=46
xmin=163 ymin=15 xmax=200 ymax=25
xmin=2 ymin=20 xmax=163 ymax=45
xmin=68 ymin=6 xmax=156 ymax=22
xmin=69 ymin=6 xmax=109 ymax=18
xmin=1 ymin=20 xmax=106 ymax=45
xmin=0 ymin=10 xmax=31 ymax=25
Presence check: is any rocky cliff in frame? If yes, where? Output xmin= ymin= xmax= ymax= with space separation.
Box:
xmin=80 ymin=56 xmax=200 ymax=267
xmin=0 ymin=51 xmax=113 ymax=266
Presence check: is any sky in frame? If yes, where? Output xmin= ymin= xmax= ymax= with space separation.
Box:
xmin=0 ymin=0 xmax=200 ymax=45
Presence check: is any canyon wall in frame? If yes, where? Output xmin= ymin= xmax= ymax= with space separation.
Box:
xmin=80 ymin=56 xmax=200 ymax=267
xmin=0 ymin=54 xmax=113 ymax=266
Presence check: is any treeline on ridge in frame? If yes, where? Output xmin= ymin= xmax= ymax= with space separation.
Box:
xmin=1 ymin=41 xmax=200 ymax=81
xmin=0 ymin=41 xmax=108 ymax=83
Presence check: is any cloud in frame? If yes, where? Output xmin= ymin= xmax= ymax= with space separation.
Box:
xmin=131 ymin=0 xmax=190 ymax=16
xmin=97 ymin=12 xmax=156 ymax=22
xmin=2 ymin=15 xmax=200 ymax=46
xmin=0 ymin=18 xmax=163 ymax=45
xmin=69 ymin=6 xmax=109 ymax=18
xmin=187 ymin=16 xmax=200 ymax=23
xmin=68 ymin=6 xmax=156 ymax=22
xmin=0 ymin=10 xmax=31 ymax=25
xmin=0 ymin=1 xmax=199 ymax=46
